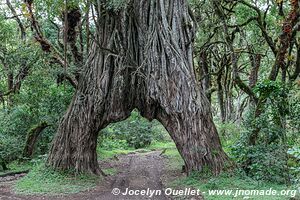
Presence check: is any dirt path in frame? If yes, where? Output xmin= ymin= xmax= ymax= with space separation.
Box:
xmin=106 ymin=151 xmax=167 ymax=199
xmin=0 ymin=151 xmax=172 ymax=200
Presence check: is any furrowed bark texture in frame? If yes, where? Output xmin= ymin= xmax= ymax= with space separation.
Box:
xmin=47 ymin=0 xmax=229 ymax=175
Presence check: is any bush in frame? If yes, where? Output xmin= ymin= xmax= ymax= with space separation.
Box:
xmin=0 ymin=133 xmax=23 ymax=170
xmin=288 ymin=147 xmax=300 ymax=184
xmin=0 ymin=82 xmax=73 ymax=165
xmin=232 ymin=142 xmax=289 ymax=183
xmin=100 ymin=111 xmax=169 ymax=149
xmin=99 ymin=139 xmax=130 ymax=150
xmin=230 ymin=114 xmax=287 ymax=183
xmin=216 ymin=122 xmax=241 ymax=153
xmin=229 ymin=81 xmax=296 ymax=183
xmin=126 ymin=126 xmax=153 ymax=149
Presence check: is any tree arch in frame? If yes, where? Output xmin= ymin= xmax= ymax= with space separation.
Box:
xmin=47 ymin=0 xmax=229 ymax=175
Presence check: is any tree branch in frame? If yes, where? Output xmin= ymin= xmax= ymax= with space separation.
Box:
xmin=6 ymin=0 xmax=26 ymax=39
xmin=23 ymin=0 xmax=77 ymax=88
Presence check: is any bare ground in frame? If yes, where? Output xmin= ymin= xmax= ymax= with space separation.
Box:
xmin=0 ymin=151 xmax=201 ymax=200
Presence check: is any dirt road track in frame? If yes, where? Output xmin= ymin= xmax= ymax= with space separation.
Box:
xmin=0 ymin=151 xmax=171 ymax=200
xmin=0 ymin=151 xmax=202 ymax=200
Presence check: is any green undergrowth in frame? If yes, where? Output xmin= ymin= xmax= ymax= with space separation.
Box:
xmin=160 ymin=143 xmax=184 ymax=171
xmin=0 ymin=161 xmax=32 ymax=176
xmin=164 ymin=152 xmax=299 ymax=200
xmin=10 ymin=140 xmax=175 ymax=196
xmin=14 ymin=164 xmax=101 ymax=195
xmin=158 ymin=140 xmax=299 ymax=200
xmin=102 ymin=168 xmax=118 ymax=176
xmin=98 ymin=148 xmax=136 ymax=160
xmin=171 ymin=171 xmax=299 ymax=200
xmin=147 ymin=141 xmax=176 ymax=150
xmin=97 ymin=140 xmax=176 ymax=160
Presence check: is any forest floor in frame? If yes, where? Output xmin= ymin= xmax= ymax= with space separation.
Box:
xmin=0 ymin=150 xmax=201 ymax=200
xmin=1 ymin=142 xmax=295 ymax=200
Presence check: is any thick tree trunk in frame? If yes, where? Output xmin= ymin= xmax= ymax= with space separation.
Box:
xmin=47 ymin=0 xmax=229 ymax=175
xmin=198 ymin=51 xmax=212 ymax=101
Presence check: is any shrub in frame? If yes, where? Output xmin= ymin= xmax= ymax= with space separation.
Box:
xmin=0 ymin=133 xmax=23 ymax=170
xmin=288 ymin=147 xmax=300 ymax=184
xmin=99 ymin=139 xmax=130 ymax=150
xmin=100 ymin=111 xmax=169 ymax=149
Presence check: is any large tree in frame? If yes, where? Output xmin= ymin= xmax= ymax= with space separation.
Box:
xmin=47 ymin=0 xmax=229 ymax=175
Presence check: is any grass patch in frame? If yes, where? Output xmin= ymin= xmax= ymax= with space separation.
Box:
xmin=0 ymin=161 xmax=33 ymax=176
xmin=159 ymin=141 xmax=299 ymax=200
xmin=162 ymin=144 xmax=184 ymax=171
xmin=146 ymin=141 xmax=176 ymax=151
xmin=97 ymin=148 xmax=136 ymax=160
xmin=14 ymin=164 xmax=101 ymax=195
xmin=171 ymin=171 xmax=299 ymax=200
xmin=103 ymin=168 xmax=118 ymax=176
xmin=97 ymin=140 xmax=176 ymax=160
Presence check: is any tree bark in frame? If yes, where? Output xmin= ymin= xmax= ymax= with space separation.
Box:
xmin=217 ymin=71 xmax=226 ymax=123
xmin=249 ymin=54 xmax=261 ymax=88
xmin=47 ymin=0 xmax=229 ymax=175
xmin=198 ymin=51 xmax=212 ymax=101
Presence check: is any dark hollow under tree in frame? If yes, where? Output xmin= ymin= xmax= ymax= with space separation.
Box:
xmin=47 ymin=0 xmax=230 ymax=175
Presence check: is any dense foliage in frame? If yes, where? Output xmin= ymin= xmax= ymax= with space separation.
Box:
xmin=99 ymin=111 xmax=169 ymax=149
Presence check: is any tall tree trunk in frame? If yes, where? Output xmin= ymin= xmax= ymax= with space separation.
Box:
xmin=249 ymin=54 xmax=261 ymax=88
xmin=199 ymin=51 xmax=212 ymax=101
xmin=217 ymin=71 xmax=226 ymax=123
xmin=47 ymin=0 xmax=229 ymax=175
